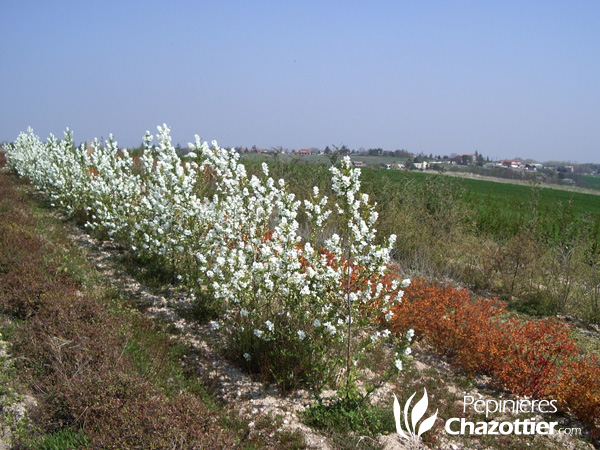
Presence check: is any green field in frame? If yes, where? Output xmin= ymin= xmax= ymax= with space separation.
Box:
xmin=579 ymin=174 xmax=600 ymax=190
xmin=360 ymin=168 xmax=600 ymax=240
xmin=243 ymin=157 xmax=600 ymax=234
xmin=358 ymin=167 xmax=600 ymax=215
xmin=460 ymin=176 xmax=600 ymax=215
xmin=241 ymin=152 xmax=411 ymax=166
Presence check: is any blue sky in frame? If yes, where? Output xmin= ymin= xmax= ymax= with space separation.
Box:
xmin=2 ymin=1 xmax=599 ymax=162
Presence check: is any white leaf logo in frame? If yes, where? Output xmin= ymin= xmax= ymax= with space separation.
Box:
xmin=393 ymin=388 xmax=438 ymax=443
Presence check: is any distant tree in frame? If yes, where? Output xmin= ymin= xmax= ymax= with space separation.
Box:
xmin=337 ymin=145 xmax=349 ymax=156
xmin=326 ymin=144 xmax=349 ymax=166
xmin=129 ymin=141 xmax=145 ymax=157
xmin=393 ymin=149 xmax=412 ymax=158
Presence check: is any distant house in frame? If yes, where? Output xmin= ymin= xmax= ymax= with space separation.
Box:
xmin=394 ymin=163 xmax=406 ymax=169
xmin=498 ymin=159 xmax=524 ymax=169
xmin=293 ymin=148 xmax=311 ymax=155
xmin=413 ymin=161 xmax=428 ymax=170
xmin=351 ymin=160 xmax=368 ymax=167
xmin=525 ymin=163 xmax=542 ymax=171
xmin=459 ymin=154 xmax=476 ymax=165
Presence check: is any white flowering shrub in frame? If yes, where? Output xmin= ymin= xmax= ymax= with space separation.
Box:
xmin=83 ymin=135 xmax=144 ymax=242
xmin=7 ymin=125 xmax=411 ymax=395
xmin=8 ymin=128 xmax=94 ymax=216
xmin=125 ymin=126 xmax=211 ymax=284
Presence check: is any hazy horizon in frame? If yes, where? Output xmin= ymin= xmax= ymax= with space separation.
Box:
xmin=2 ymin=1 xmax=599 ymax=164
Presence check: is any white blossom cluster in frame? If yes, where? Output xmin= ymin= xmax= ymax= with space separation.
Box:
xmin=7 ymin=126 xmax=411 ymax=391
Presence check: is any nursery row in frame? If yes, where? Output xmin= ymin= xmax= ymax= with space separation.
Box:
xmin=6 ymin=126 xmax=411 ymax=395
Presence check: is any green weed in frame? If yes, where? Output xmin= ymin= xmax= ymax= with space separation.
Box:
xmin=36 ymin=429 xmax=88 ymax=450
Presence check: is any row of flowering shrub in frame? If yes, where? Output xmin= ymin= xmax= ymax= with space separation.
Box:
xmin=391 ymin=279 xmax=600 ymax=431
xmin=7 ymin=126 xmax=411 ymax=393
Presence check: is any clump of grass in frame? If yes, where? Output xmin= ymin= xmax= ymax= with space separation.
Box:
xmin=303 ymin=397 xmax=394 ymax=437
xmin=36 ymin=429 xmax=88 ymax=450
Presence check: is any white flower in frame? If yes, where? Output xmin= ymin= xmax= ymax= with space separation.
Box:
xmin=265 ymin=320 xmax=274 ymax=332
xmin=210 ymin=321 xmax=220 ymax=330
xmin=240 ymin=308 xmax=249 ymax=317
xmin=313 ymin=319 xmax=321 ymax=327
xmin=300 ymin=285 xmax=310 ymax=296
xmin=324 ymin=322 xmax=336 ymax=335
xmin=395 ymin=359 xmax=403 ymax=371
xmin=253 ymin=329 xmax=263 ymax=338
xmin=243 ymin=352 xmax=251 ymax=361
xmin=297 ymin=330 xmax=306 ymax=341
xmin=406 ymin=329 xmax=415 ymax=341
xmin=404 ymin=347 xmax=412 ymax=357
xmin=401 ymin=278 xmax=411 ymax=288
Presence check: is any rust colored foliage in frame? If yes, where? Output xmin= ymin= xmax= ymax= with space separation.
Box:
xmin=320 ymin=249 xmax=403 ymax=314
xmin=390 ymin=279 xmax=600 ymax=431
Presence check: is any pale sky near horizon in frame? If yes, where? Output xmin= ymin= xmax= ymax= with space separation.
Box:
xmin=1 ymin=1 xmax=599 ymax=163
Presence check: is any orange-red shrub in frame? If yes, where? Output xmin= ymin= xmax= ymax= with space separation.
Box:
xmin=390 ymin=279 xmax=600 ymax=431
xmin=555 ymin=356 xmax=600 ymax=431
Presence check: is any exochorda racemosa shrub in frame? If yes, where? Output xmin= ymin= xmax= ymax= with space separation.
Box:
xmin=7 ymin=125 xmax=412 ymax=395
xmin=189 ymin=140 xmax=409 ymax=391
